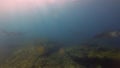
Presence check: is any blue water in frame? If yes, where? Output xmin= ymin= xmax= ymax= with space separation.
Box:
xmin=0 ymin=0 xmax=120 ymax=44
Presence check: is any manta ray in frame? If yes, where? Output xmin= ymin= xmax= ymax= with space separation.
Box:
xmin=0 ymin=29 xmax=24 ymax=36
xmin=94 ymin=31 xmax=120 ymax=39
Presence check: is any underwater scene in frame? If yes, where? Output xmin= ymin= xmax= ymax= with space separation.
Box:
xmin=0 ymin=0 xmax=120 ymax=68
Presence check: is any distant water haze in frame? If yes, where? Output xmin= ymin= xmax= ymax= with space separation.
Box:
xmin=0 ymin=0 xmax=120 ymax=44
xmin=0 ymin=0 xmax=120 ymax=66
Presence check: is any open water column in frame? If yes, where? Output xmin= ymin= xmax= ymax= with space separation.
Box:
xmin=0 ymin=0 xmax=120 ymax=68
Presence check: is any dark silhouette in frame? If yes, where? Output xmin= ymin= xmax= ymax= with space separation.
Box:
xmin=67 ymin=53 xmax=120 ymax=68
xmin=94 ymin=31 xmax=120 ymax=39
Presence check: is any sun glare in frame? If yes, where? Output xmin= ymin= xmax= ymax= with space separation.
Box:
xmin=0 ymin=0 xmax=76 ymax=12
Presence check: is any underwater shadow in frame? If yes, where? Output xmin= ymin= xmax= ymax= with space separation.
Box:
xmin=67 ymin=53 xmax=120 ymax=68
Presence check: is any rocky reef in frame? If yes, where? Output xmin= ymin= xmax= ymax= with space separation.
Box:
xmin=0 ymin=40 xmax=120 ymax=68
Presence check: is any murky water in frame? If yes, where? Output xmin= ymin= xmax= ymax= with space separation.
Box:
xmin=0 ymin=0 xmax=120 ymax=68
